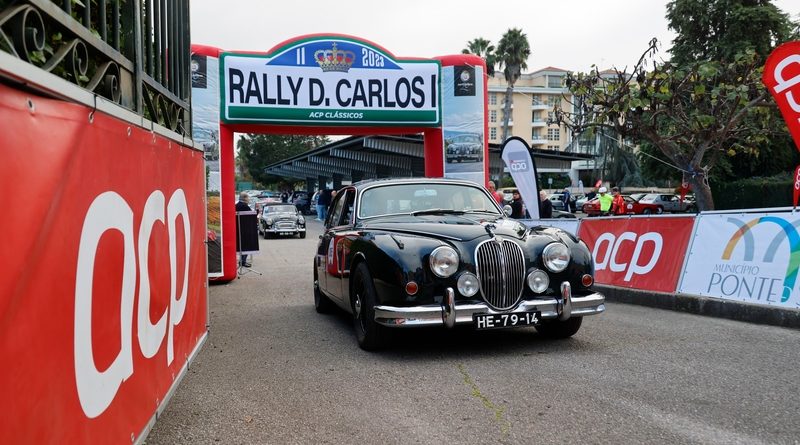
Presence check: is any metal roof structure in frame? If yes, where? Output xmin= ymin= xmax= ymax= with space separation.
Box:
xmin=263 ymin=135 xmax=594 ymax=188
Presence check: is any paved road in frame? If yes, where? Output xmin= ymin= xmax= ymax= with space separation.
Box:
xmin=147 ymin=219 xmax=800 ymax=445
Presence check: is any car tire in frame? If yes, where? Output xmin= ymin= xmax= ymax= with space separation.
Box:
xmin=535 ymin=316 xmax=583 ymax=339
xmin=656 ymin=206 xmax=664 ymax=214
xmin=299 ymin=231 xmax=306 ymax=239
xmin=351 ymin=262 xmax=388 ymax=351
xmin=642 ymin=208 xmax=652 ymax=215
xmin=313 ymin=266 xmax=334 ymax=314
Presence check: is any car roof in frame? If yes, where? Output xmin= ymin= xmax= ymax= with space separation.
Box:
xmin=351 ymin=177 xmax=487 ymax=191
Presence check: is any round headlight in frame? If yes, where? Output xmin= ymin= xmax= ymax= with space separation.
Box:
xmin=527 ymin=269 xmax=550 ymax=293
xmin=265 ymin=217 xmax=274 ymax=225
xmin=542 ymin=242 xmax=570 ymax=272
xmin=429 ymin=246 xmax=460 ymax=278
xmin=457 ymin=272 xmax=480 ymax=297
xmin=298 ymin=215 xmax=305 ymax=224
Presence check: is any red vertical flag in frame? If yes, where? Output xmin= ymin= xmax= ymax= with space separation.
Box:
xmin=794 ymin=165 xmax=800 ymax=208
xmin=763 ymin=41 xmax=800 ymax=152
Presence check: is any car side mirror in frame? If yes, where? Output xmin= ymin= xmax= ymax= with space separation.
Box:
xmin=503 ymin=205 xmax=513 ymax=216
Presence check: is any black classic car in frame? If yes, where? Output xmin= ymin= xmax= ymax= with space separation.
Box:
xmin=259 ymin=203 xmax=306 ymax=238
xmin=314 ymin=178 xmax=605 ymax=350
xmin=445 ymin=133 xmax=483 ymax=163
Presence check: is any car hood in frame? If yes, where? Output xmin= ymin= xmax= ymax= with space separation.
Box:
xmin=358 ymin=214 xmax=531 ymax=241
xmin=264 ymin=211 xmax=298 ymax=218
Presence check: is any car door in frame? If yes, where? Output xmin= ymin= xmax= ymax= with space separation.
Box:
xmin=321 ymin=190 xmax=351 ymax=304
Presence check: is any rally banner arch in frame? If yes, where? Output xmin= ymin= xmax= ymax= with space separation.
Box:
xmin=192 ymin=34 xmax=489 ymax=281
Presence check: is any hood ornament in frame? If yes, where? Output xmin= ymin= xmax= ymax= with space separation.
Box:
xmin=484 ymin=223 xmax=498 ymax=241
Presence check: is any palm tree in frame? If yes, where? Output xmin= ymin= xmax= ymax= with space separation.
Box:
xmin=495 ymin=28 xmax=531 ymax=141
xmin=462 ymin=37 xmax=496 ymax=76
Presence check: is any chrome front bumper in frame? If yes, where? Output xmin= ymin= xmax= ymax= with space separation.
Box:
xmin=264 ymin=226 xmax=305 ymax=233
xmin=374 ymin=282 xmax=605 ymax=328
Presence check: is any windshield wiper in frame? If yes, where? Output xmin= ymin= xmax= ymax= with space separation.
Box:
xmin=410 ymin=208 xmax=466 ymax=216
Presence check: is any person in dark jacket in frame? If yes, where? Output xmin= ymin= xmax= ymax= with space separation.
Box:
xmin=317 ymin=188 xmax=332 ymax=221
xmin=235 ymin=192 xmax=252 ymax=267
xmin=539 ymin=190 xmax=553 ymax=218
xmin=510 ymin=190 xmax=525 ymax=219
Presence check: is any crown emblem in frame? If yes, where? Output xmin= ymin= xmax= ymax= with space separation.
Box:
xmin=314 ymin=43 xmax=355 ymax=73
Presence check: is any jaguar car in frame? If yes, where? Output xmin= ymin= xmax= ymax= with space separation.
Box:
xmin=259 ymin=203 xmax=306 ymax=238
xmin=445 ymin=134 xmax=483 ymax=163
xmin=313 ymin=178 xmax=605 ymax=350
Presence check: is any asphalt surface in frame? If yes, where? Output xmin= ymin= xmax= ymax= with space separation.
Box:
xmin=147 ymin=218 xmax=800 ymax=445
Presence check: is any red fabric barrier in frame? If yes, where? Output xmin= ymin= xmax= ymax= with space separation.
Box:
xmin=0 ymin=84 xmax=208 ymax=443
xmin=578 ymin=216 xmax=695 ymax=293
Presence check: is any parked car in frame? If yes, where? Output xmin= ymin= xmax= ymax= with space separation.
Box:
xmin=637 ymin=193 xmax=693 ymax=213
xmin=582 ymin=195 xmax=663 ymax=216
xmin=445 ymin=133 xmax=483 ymax=163
xmin=313 ymin=178 xmax=605 ymax=350
xmin=629 ymin=192 xmax=647 ymax=202
xmin=259 ymin=203 xmax=306 ymax=238
xmin=291 ymin=191 xmax=312 ymax=214
xmin=547 ymin=193 xmax=578 ymax=212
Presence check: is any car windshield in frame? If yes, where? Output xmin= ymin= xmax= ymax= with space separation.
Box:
xmin=264 ymin=205 xmax=296 ymax=213
xmin=358 ymin=183 xmax=500 ymax=219
xmin=641 ymin=194 xmax=660 ymax=201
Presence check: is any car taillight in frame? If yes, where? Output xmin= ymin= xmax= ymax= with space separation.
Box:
xmin=581 ymin=274 xmax=594 ymax=287
xmin=405 ymin=281 xmax=419 ymax=296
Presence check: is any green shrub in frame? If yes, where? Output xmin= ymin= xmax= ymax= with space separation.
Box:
xmin=711 ymin=172 xmax=793 ymax=210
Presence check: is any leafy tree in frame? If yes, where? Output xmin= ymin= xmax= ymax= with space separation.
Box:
xmin=462 ymin=37 xmax=496 ymax=76
xmin=667 ymin=0 xmax=795 ymax=65
xmin=553 ymin=40 xmax=780 ymax=210
xmin=237 ymin=134 xmax=329 ymax=186
xmin=666 ymin=0 xmax=799 ymax=183
xmin=495 ymin=28 xmax=531 ymax=141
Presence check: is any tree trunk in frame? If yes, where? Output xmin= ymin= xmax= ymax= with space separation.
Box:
xmin=687 ymin=174 xmax=714 ymax=211
xmin=501 ymin=86 xmax=513 ymax=141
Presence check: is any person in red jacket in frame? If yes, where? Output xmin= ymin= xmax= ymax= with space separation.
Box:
xmin=487 ymin=180 xmax=503 ymax=204
xmin=611 ymin=187 xmax=626 ymax=215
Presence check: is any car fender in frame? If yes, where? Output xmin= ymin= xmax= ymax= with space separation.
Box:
xmin=348 ymin=232 xmax=448 ymax=307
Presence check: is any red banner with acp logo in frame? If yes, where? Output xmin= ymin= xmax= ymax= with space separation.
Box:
xmin=0 ymin=83 xmax=208 ymax=443
xmin=578 ymin=216 xmax=695 ymax=293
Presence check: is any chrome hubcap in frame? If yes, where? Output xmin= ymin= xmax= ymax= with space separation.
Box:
xmin=354 ymin=294 xmax=362 ymax=318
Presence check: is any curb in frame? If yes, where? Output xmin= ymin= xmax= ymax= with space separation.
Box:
xmin=595 ymin=284 xmax=800 ymax=330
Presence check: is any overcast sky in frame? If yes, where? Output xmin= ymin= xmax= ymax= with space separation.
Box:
xmin=190 ymin=0 xmax=798 ymax=73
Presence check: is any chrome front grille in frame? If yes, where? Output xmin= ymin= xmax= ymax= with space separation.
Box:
xmin=276 ymin=221 xmax=297 ymax=230
xmin=475 ymin=238 xmax=526 ymax=310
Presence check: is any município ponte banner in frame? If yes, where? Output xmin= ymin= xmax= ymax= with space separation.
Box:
xmin=578 ymin=215 xmax=695 ymax=293
xmin=0 ymin=82 xmax=208 ymax=443
xmin=679 ymin=211 xmax=800 ymax=308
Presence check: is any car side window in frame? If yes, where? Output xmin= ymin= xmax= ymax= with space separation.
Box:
xmin=327 ymin=193 xmax=346 ymax=228
xmin=341 ymin=190 xmax=356 ymax=225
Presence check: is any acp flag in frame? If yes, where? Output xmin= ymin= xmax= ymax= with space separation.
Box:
xmin=500 ymin=137 xmax=540 ymax=219
xmin=763 ymin=41 xmax=800 ymax=151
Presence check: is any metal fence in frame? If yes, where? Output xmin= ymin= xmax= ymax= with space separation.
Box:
xmin=0 ymin=0 xmax=190 ymax=136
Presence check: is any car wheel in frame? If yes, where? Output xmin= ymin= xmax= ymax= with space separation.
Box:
xmin=535 ymin=316 xmax=583 ymax=339
xmin=656 ymin=206 xmax=664 ymax=214
xmin=314 ymin=265 xmax=334 ymax=314
xmin=351 ymin=262 xmax=388 ymax=351
xmin=642 ymin=208 xmax=652 ymax=215
xmin=299 ymin=231 xmax=306 ymax=239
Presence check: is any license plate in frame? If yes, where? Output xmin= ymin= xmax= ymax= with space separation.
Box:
xmin=473 ymin=311 xmax=540 ymax=330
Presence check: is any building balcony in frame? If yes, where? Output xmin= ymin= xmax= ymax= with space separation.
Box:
xmin=530 ymin=138 xmax=548 ymax=145
xmin=531 ymin=120 xmax=547 ymax=127
xmin=531 ymin=102 xmax=549 ymax=110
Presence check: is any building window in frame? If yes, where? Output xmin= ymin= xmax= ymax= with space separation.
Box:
xmin=490 ymin=110 xmax=497 ymax=123
xmin=490 ymin=93 xmax=497 ymax=105
xmin=548 ymin=76 xmax=563 ymax=88
xmin=546 ymin=95 xmax=560 ymax=107
xmin=532 ymin=129 xmax=541 ymax=139
xmin=548 ymin=145 xmax=559 ymax=150
xmin=547 ymin=127 xmax=560 ymax=141
xmin=490 ymin=127 xmax=497 ymax=140
xmin=532 ymin=95 xmax=541 ymax=105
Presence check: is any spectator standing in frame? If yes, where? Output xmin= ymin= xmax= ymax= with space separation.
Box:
xmin=561 ymin=187 xmax=571 ymax=212
xmin=235 ymin=192 xmax=252 ymax=267
xmin=317 ymin=188 xmax=332 ymax=221
xmin=598 ymin=187 xmax=613 ymax=216
xmin=510 ymin=190 xmax=525 ymax=219
xmin=487 ymin=180 xmax=503 ymax=204
xmin=611 ymin=187 xmax=626 ymax=215
xmin=539 ymin=190 xmax=553 ymax=218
